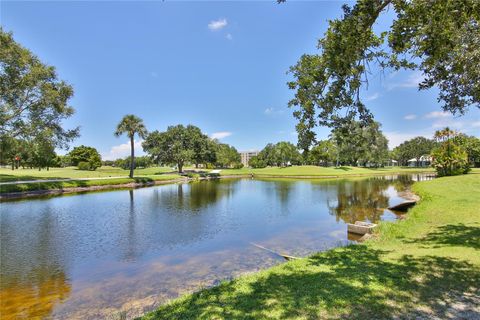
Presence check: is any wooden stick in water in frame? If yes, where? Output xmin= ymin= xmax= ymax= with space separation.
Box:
xmin=250 ymin=242 xmax=299 ymax=261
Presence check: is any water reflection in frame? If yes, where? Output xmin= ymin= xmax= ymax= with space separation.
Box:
xmin=0 ymin=174 xmax=433 ymax=319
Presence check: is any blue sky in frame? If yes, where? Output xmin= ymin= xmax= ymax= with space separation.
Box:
xmin=2 ymin=1 xmax=479 ymax=160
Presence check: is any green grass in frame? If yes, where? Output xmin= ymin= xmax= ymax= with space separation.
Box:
xmin=0 ymin=166 xmax=175 ymax=182
xmin=140 ymin=173 xmax=480 ymax=319
xmin=0 ymin=174 xmax=182 ymax=193
xmin=220 ymin=165 xmax=435 ymax=177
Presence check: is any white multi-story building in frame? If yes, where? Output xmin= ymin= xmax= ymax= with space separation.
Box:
xmin=240 ymin=150 xmax=259 ymax=167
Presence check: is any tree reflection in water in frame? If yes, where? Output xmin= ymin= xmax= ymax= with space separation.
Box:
xmin=0 ymin=206 xmax=72 ymax=319
xmin=324 ymin=175 xmax=418 ymax=224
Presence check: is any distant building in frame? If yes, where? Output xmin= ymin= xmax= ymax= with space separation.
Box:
xmin=407 ymin=155 xmax=432 ymax=167
xmin=240 ymin=150 xmax=259 ymax=167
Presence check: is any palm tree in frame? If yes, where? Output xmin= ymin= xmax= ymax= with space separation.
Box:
xmin=114 ymin=115 xmax=148 ymax=178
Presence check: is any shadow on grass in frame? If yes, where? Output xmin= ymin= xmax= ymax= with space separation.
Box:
xmin=142 ymin=245 xmax=480 ymax=320
xmin=408 ymin=224 xmax=480 ymax=250
xmin=334 ymin=166 xmax=353 ymax=171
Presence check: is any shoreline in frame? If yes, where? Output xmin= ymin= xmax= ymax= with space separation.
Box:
xmin=139 ymin=174 xmax=480 ymax=319
xmin=0 ymin=171 xmax=435 ymax=201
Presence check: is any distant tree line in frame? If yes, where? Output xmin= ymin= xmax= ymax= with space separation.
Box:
xmin=250 ymin=120 xmax=389 ymax=168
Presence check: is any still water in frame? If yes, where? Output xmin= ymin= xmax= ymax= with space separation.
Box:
xmin=0 ymin=174 xmax=433 ymax=319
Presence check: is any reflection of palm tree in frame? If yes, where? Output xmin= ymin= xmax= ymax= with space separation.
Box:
xmin=123 ymin=189 xmax=137 ymax=261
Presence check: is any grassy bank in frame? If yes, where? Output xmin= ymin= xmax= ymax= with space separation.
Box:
xmin=0 ymin=174 xmax=182 ymax=193
xmin=220 ymin=165 xmax=435 ymax=177
xmin=141 ymin=173 xmax=480 ymax=319
xmin=0 ymin=166 xmax=175 ymax=182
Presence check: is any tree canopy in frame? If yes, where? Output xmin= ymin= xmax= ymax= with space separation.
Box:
xmin=332 ymin=120 xmax=389 ymax=167
xmin=0 ymin=29 xmax=79 ymax=149
xmin=68 ymin=145 xmax=102 ymax=170
xmin=287 ymin=0 xmax=480 ymax=148
xmin=392 ymin=136 xmax=436 ymax=166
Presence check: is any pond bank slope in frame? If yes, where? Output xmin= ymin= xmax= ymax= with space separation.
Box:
xmin=140 ymin=173 xmax=480 ymax=320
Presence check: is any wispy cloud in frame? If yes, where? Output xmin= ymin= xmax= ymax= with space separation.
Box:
xmin=404 ymin=114 xmax=417 ymax=120
xmin=102 ymin=140 xmax=144 ymax=161
xmin=365 ymin=92 xmax=379 ymax=101
xmin=210 ymin=131 xmax=232 ymax=140
xmin=384 ymin=132 xmax=428 ymax=149
xmin=386 ymin=71 xmax=424 ymax=91
xmin=264 ymin=107 xmax=285 ymax=116
xmin=226 ymin=33 xmax=233 ymax=40
xmin=150 ymin=71 xmax=158 ymax=78
xmin=424 ymin=111 xmax=451 ymax=119
xmin=208 ymin=18 xmax=227 ymax=31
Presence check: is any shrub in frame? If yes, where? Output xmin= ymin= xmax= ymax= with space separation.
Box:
xmin=78 ymin=161 xmax=91 ymax=171
xmin=232 ymin=162 xmax=244 ymax=169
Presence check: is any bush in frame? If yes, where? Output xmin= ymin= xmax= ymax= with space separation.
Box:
xmin=232 ymin=162 xmax=244 ymax=169
xmin=78 ymin=161 xmax=91 ymax=170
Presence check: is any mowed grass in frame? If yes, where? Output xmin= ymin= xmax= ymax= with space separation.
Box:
xmin=0 ymin=174 xmax=183 ymax=193
xmin=140 ymin=173 xmax=480 ymax=320
xmin=0 ymin=166 xmax=175 ymax=182
xmin=220 ymin=165 xmax=435 ymax=177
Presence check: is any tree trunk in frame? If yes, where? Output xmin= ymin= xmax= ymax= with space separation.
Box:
xmin=129 ymin=136 xmax=135 ymax=178
xmin=178 ymin=162 xmax=183 ymax=173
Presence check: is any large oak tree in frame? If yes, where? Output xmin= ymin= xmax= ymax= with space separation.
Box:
xmin=286 ymin=0 xmax=480 ymax=150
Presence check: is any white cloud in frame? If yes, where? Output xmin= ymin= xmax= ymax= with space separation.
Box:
xmin=424 ymin=111 xmax=451 ymax=119
xmin=386 ymin=71 xmax=424 ymax=90
xmin=210 ymin=131 xmax=232 ymax=140
xmin=365 ymin=92 xmax=379 ymax=101
xmin=384 ymin=132 xmax=428 ymax=149
xmin=404 ymin=114 xmax=417 ymax=120
xmin=264 ymin=107 xmax=285 ymax=115
xmin=208 ymin=18 xmax=227 ymax=31
xmin=226 ymin=33 xmax=233 ymax=40
xmin=472 ymin=121 xmax=480 ymax=128
xmin=102 ymin=140 xmax=145 ymax=161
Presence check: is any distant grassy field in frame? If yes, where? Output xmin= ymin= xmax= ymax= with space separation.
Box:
xmin=141 ymin=172 xmax=480 ymax=320
xmin=220 ymin=165 xmax=436 ymax=177
xmin=0 ymin=174 xmax=183 ymax=193
xmin=0 ymin=166 xmax=175 ymax=182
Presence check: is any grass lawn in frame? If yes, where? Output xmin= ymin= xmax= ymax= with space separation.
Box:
xmin=220 ymin=165 xmax=435 ymax=177
xmin=0 ymin=174 xmax=183 ymax=193
xmin=140 ymin=173 xmax=480 ymax=319
xmin=0 ymin=166 xmax=175 ymax=182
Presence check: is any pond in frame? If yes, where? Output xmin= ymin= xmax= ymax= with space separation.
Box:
xmin=0 ymin=174 xmax=433 ymax=319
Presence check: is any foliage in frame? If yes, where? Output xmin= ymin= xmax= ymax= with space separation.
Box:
xmin=77 ymin=161 xmax=91 ymax=171
xmin=431 ymin=127 xmax=470 ymax=176
xmin=0 ymin=29 xmax=79 ymax=149
xmin=456 ymin=134 xmax=480 ymax=167
xmin=114 ymin=115 xmax=147 ymax=178
xmin=248 ymin=156 xmax=267 ymax=169
xmin=68 ymin=145 xmax=102 ymax=170
xmin=142 ymin=125 xmax=197 ymax=173
xmin=287 ymin=0 xmax=480 ymax=148
xmin=254 ymin=142 xmax=302 ymax=167
xmin=332 ymin=120 xmax=389 ymax=167
xmin=307 ymin=139 xmax=337 ymax=166
xmin=114 ymin=156 xmax=153 ymax=170
xmin=392 ymin=137 xmax=436 ymax=166
xmin=215 ymin=143 xmax=241 ymax=168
